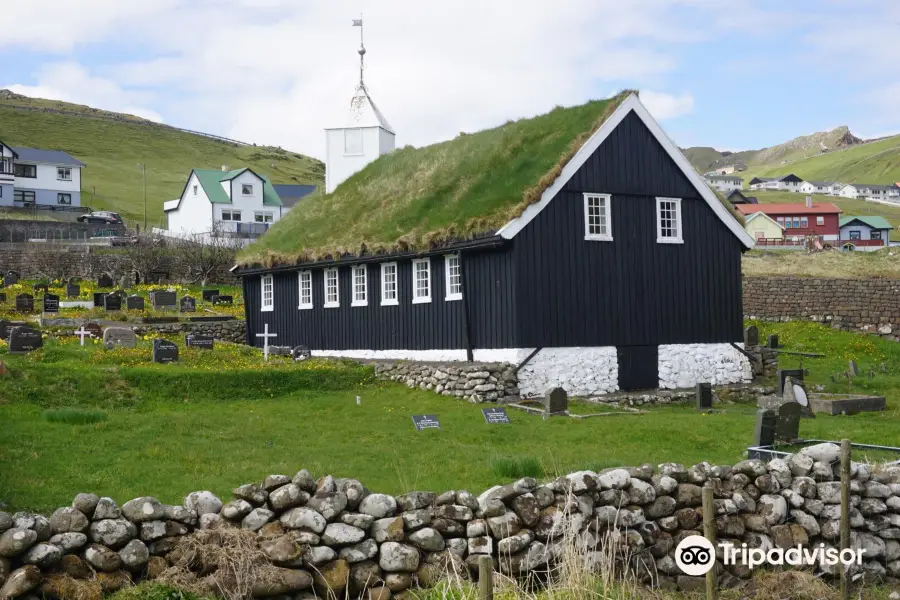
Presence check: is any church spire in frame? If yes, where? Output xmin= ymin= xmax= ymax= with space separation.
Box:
xmin=352 ymin=16 xmax=365 ymax=89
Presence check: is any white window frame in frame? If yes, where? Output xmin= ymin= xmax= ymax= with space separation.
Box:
xmin=254 ymin=211 xmax=274 ymax=223
xmin=816 ymin=216 xmax=825 ymax=226
xmin=583 ymin=193 xmax=613 ymax=241
xmin=241 ymin=183 xmax=253 ymax=195
xmin=655 ymin=197 xmax=683 ymax=244
xmin=57 ymin=193 xmax=72 ymax=205
xmin=324 ymin=268 xmax=339 ymax=308
xmin=412 ymin=258 xmax=432 ymax=304
xmin=261 ymin=274 xmax=274 ymax=312
xmin=298 ymin=271 xmax=313 ymax=309
xmin=380 ymin=262 xmax=398 ymax=306
xmin=57 ymin=167 xmax=72 ymax=181
xmin=221 ymin=210 xmax=242 ymax=222
xmin=351 ymin=265 xmax=368 ymax=307
xmin=444 ymin=254 xmax=462 ymax=301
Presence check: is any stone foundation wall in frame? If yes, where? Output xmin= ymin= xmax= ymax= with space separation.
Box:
xmin=1 ymin=444 xmax=899 ymax=600
xmin=743 ymin=276 xmax=900 ymax=340
xmin=44 ymin=319 xmax=247 ymax=345
xmin=658 ymin=344 xmax=752 ymax=389
xmin=372 ymin=362 xmax=519 ymax=403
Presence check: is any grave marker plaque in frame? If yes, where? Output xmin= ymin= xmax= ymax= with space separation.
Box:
xmin=43 ymin=293 xmax=60 ymax=314
xmin=150 ymin=290 xmax=177 ymax=310
xmin=4 ymin=271 xmax=19 ymax=287
xmin=103 ymin=327 xmax=137 ymax=349
xmin=411 ymin=414 xmax=441 ymax=431
xmin=482 ymin=407 xmax=511 ymax=424
xmin=83 ymin=323 xmax=103 ymax=339
xmin=97 ymin=274 xmax=114 ymax=288
xmin=292 ymin=345 xmax=311 ymax=361
xmin=126 ymin=295 xmax=145 ymax=311
xmin=0 ymin=320 xmax=28 ymax=339
xmin=179 ymin=295 xmax=196 ymax=312
xmin=544 ymin=387 xmax=568 ymax=415
xmin=696 ymin=382 xmax=713 ymax=410
xmin=753 ymin=409 xmax=777 ymax=448
xmin=15 ymin=293 xmax=34 ymax=313
xmin=743 ymin=325 xmax=759 ymax=347
xmin=213 ymin=295 xmax=233 ymax=305
xmin=8 ymin=327 xmax=42 ymax=353
xmin=93 ymin=292 xmax=108 ymax=308
xmin=767 ymin=334 xmax=779 ymax=349
xmin=775 ymin=403 xmax=801 ymax=442
xmin=66 ymin=283 xmax=81 ymax=298
xmin=152 ymin=339 xmax=179 ymax=363
xmin=0 ymin=293 xmax=6 ymax=303
xmin=104 ymin=293 xmax=123 ymax=311
xmin=776 ymin=369 xmax=804 ymax=397
xmin=202 ymin=289 xmax=220 ymax=302
xmin=185 ymin=333 xmax=214 ymax=350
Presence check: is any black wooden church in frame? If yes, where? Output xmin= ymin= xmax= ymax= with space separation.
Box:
xmin=236 ymin=93 xmax=755 ymax=394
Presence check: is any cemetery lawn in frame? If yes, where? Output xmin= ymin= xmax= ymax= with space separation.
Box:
xmin=2 ymin=322 xmax=899 ymax=513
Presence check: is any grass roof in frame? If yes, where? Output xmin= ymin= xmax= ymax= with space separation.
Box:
xmin=238 ymin=91 xmax=634 ymax=267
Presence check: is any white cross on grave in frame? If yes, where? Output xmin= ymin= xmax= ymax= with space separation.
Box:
xmin=255 ymin=323 xmax=277 ymax=362
xmin=74 ymin=326 xmax=90 ymax=346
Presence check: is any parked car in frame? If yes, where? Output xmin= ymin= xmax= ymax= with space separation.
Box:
xmin=77 ymin=211 xmax=124 ymax=224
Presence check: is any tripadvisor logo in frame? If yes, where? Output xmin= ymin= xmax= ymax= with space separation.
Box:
xmin=675 ymin=536 xmax=866 ymax=575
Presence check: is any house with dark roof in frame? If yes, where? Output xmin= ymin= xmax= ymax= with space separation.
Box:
xmin=748 ymin=174 xmax=804 ymax=192
xmin=839 ymin=216 xmax=893 ymax=250
xmin=164 ymin=167 xmax=284 ymax=238
xmin=840 ymin=183 xmax=900 ymax=202
xmin=233 ymin=92 xmax=755 ymax=395
xmin=0 ymin=144 xmax=85 ymax=207
xmin=272 ymin=184 xmax=317 ymax=213
xmin=726 ymin=190 xmax=758 ymax=205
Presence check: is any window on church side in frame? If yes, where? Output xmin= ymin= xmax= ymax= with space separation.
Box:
xmin=381 ymin=263 xmax=398 ymax=306
xmin=344 ymin=128 xmax=363 ymax=155
xmin=324 ymin=268 xmax=339 ymax=308
xmin=412 ymin=258 xmax=431 ymax=304
xmin=351 ymin=265 xmax=367 ymax=307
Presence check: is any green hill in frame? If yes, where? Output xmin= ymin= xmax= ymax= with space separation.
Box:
xmin=0 ymin=90 xmax=324 ymax=227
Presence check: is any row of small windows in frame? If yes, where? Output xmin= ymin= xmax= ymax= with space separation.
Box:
xmin=583 ymin=193 xmax=684 ymax=244
xmin=260 ymin=255 xmax=462 ymax=312
xmin=776 ymin=216 xmax=824 ymax=229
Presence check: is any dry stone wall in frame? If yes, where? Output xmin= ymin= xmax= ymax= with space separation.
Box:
xmin=1 ymin=443 xmax=899 ymax=600
xmin=372 ymin=362 xmax=519 ymax=403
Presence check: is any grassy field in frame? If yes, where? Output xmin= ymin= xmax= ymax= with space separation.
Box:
xmin=0 ymin=97 xmax=324 ymax=226
xmin=742 ymin=247 xmax=900 ymax=278
xmin=2 ymin=321 xmax=899 ymax=513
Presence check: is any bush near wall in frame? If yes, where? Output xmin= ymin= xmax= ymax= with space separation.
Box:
xmin=1 ymin=442 xmax=898 ymax=600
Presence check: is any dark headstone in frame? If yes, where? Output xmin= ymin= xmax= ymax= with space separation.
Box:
xmin=696 ymin=382 xmax=713 ymax=410
xmin=849 ymin=360 xmax=859 ymax=377
xmin=185 ymin=334 xmax=214 ymax=350
xmin=43 ymin=293 xmax=60 ymax=313
xmin=292 ymin=345 xmax=311 ymax=361
xmin=743 ymin=325 xmax=759 ymax=347
xmin=179 ymin=296 xmax=196 ymax=312
xmin=93 ymin=292 xmax=108 ymax=308
xmin=545 ymin=387 xmax=568 ymax=414
xmin=97 ymin=274 xmax=114 ymax=288
xmin=66 ymin=283 xmax=81 ymax=298
xmin=212 ymin=295 xmax=233 ymax=305
xmin=0 ymin=292 xmax=6 ymax=303
xmin=767 ymin=334 xmax=779 ymax=349
xmin=753 ymin=409 xmax=777 ymax=447
xmin=15 ymin=293 xmax=34 ymax=313
xmin=103 ymin=327 xmax=137 ymax=349
xmin=150 ymin=290 xmax=177 ymax=310
xmin=152 ymin=339 xmax=179 ymax=363
xmin=33 ymin=283 xmax=49 ymax=295
xmin=776 ymin=369 xmax=804 ymax=397
xmin=83 ymin=323 xmax=102 ymax=339
xmin=3 ymin=271 xmax=19 ymax=287
xmin=775 ymin=403 xmax=802 ymax=442
xmin=0 ymin=320 xmax=28 ymax=339
xmin=482 ymin=407 xmax=511 ymax=424
xmin=104 ymin=294 xmax=122 ymax=311
xmin=126 ymin=295 xmax=145 ymax=311
xmin=411 ymin=415 xmax=441 ymax=431
xmin=8 ymin=326 xmax=42 ymax=353
xmin=202 ymin=289 xmax=220 ymax=302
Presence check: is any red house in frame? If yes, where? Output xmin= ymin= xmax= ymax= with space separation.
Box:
xmin=735 ymin=198 xmax=842 ymax=243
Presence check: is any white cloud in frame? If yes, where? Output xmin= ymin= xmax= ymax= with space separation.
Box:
xmin=639 ymin=90 xmax=695 ymax=121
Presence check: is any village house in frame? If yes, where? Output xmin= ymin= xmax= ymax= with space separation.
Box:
xmin=839 ymin=216 xmax=893 ymax=250
xmin=735 ymin=198 xmax=841 ymax=243
xmin=235 ymin=90 xmax=756 ymax=396
xmin=798 ymin=180 xmax=841 ymax=196
xmin=726 ymin=190 xmax=758 ymax=205
xmin=164 ymin=167 xmax=285 ymax=238
xmin=272 ymin=184 xmax=317 ymax=215
xmin=852 ymin=184 xmax=899 ymax=202
xmin=743 ymin=211 xmax=784 ymax=242
xmin=748 ymin=174 xmax=804 ymax=192
xmin=0 ymin=140 xmax=85 ymax=207
xmin=702 ymin=174 xmax=743 ymax=192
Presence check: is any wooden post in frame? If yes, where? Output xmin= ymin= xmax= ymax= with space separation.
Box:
xmin=702 ymin=485 xmax=717 ymax=600
xmin=840 ymin=439 xmax=851 ymax=600
xmin=477 ymin=555 xmax=493 ymax=600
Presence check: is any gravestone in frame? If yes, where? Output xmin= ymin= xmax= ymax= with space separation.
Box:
xmin=775 ymin=403 xmax=801 ymax=442
xmin=97 ymin=274 xmax=114 ymax=288
xmin=33 ymin=283 xmax=49 ymax=295
xmin=752 ymin=409 xmax=777 ymax=448
xmin=8 ymin=327 xmax=42 ymax=353
xmin=767 ymin=334 xmax=779 ymax=349
xmin=4 ymin=271 xmax=19 ymax=287
xmin=126 ymin=295 xmax=145 ymax=311
xmin=150 ymin=290 xmax=177 ymax=310
xmin=93 ymin=292 xmax=108 ymax=308
xmin=0 ymin=293 xmax=6 ymax=303
xmin=213 ymin=295 xmax=233 ymax=305
xmin=482 ymin=407 xmax=511 ymax=424
xmin=104 ymin=293 xmax=123 ymax=311
xmin=43 ymin=293 xmax=60 ymax=314
xmin=83 ymin=323 xmax=103 ymax=339
xmin=202 ymin=289 xmax=220 ymax=302
xmin=411 ymin=415 xmax=441 ymax=431
xmin=849 ymin=360 xmax=860 ymax=377
xmin=179 ymin=295 xmax=196 ymax=312
xmin=66 ymin=283 xmax=81 ymax=298
xmin=15 ymin=293 xmax=34 ymax=313
xmin=185 ymin=333 xmax=214 ymax=350
xmin=152 ymin=339 xmax=179 ymax=363
xmin=544 ymin=387 xmax=568 ymax=415
xmin=292 ymin=345 xmax=311 ymax=361
xmin=743 ymin=325 xmax=759 ymax=347
xmin=103 ymin=327 xmax=137 ymax=349
xmin=695 ymin=382 xmax=713 ymax=410
xmin=776 ymin=369 xmax=804 ymax=397
xmin=0 ymin=320 xmax=28 ymax=339
xmin=782 ymin=376 xmax=815 ymax=418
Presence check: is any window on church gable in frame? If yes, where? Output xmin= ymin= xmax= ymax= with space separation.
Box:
xmin=344 ymin=129 xmax=363 ymax=155
xmin=324 ymin=268 xmax=339 ymax=308
xmin=352 ymin=265 xmax=367 ymax=307
xmin=381 ymin=262 xmax=398 ymax=306
xmin=412 ymin=258 xmax=431 ymax=304
xmin=584 ymin=193 xmax=612 ymax=241
xmin=656 ymin=197 xmax=683 ymax=243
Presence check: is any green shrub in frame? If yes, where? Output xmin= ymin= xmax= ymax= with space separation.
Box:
xmin=492 ymin=456 xmax=544 ymax=480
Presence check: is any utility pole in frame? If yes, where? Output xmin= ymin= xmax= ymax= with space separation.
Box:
xmin=137 ymin=163 xmax=147 ymax=231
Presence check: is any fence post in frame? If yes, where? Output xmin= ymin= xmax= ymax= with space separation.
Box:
xmin=702 ymin=485 xmax=717 ymax=600
xmin=840 ymin=439 xmax=851 ymax=600
xmin=477 ymin=555 xmax=493 ymax=600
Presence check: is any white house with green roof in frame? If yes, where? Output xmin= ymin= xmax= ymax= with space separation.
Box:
xmin=164 ymin=167 xmax=284 ymax=238
xmin=839 ymin=215 xmax=893 ymax=250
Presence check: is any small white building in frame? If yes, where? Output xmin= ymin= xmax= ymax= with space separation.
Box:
xmin=164 ymin=167 xmax=284 ymax=238
xmin=855 ymin=184 xmax=900 ymax=201
xmin=799 ymin=180 xmax=841 ymax=196
xmin=838 ymin=184 xmax=858 ymax=199
xmin=0 ymin=144 xmax=85 ymax=207
xmin=703 ymin=174 xmax=743 ymax=192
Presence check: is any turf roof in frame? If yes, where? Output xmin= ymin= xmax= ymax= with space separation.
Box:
xmin=238 ymin=91 xmax=633 ymax=267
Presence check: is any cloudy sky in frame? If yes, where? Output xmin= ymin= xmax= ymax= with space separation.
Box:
xmin=3 ymin=0 xmax=897 ymax=159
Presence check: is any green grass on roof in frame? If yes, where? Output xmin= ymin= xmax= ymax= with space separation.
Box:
xmin=239 ymin=92 xmax=634 ymax=267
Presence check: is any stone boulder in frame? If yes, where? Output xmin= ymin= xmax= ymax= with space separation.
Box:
xmin=121 ymin=497 xmax=166 ymax=523
xmin=84 ymin=544 xmax=123 ymax=572
xmin=119 ymin=539 xmax=150 ymax=571
xmin=0 ymin=529 xmax=37 ymax=558
xmin=89 ymin=519 xmax=136 ymax=549
xmin=0 ymin=566 xmax=41 ymax=600
xmin=378 ymin=542 xmax=419 ymax=572
xmin=49 ymin=508 xmax=89 ymax=534
xmin=322 ymin=523 xmax=367 ymax=547
xmin=359 ymin=494 xmax=397 ymax=519
xmin=280 ymin=507 xmax=327 ymax=534
xmin=185 ymin=491 xmax=223 ymax=516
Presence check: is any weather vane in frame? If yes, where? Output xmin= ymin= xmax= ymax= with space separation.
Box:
xmin=352 ymin=15 xmax=365 ymax=89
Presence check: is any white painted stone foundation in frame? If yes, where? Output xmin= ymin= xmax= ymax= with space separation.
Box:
xmin=657 ymin=343 xmax=752 ymax=389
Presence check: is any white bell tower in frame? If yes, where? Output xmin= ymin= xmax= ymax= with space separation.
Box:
xmin=325 ymin=17 xmax=395 ymax=194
